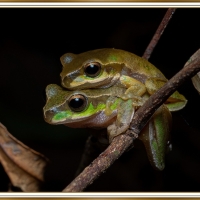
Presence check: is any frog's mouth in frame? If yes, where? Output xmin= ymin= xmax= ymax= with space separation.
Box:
xmin=62 ymin=74 xmax=119 ymax=90
xmin=51 ymin=113 xmax=96 ymax=124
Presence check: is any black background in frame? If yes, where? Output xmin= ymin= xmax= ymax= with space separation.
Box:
xmin=1 ymin=8 xmax=200 ymax=192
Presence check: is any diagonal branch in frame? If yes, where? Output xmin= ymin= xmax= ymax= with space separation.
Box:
xmin=63 ymin=50 xmax=200 ymax=192
xmin=130 ymin=53 xmax=200 ymax=134
xmin=142 ymin=8 xmax=176 ymax=60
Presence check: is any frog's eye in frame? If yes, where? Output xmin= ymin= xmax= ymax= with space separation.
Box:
xmin=68 ymin=94 xmax=88 ymax=112
xmin=84 ymin=62 xmax=101 ymax=78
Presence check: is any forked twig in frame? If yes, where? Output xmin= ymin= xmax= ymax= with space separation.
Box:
xmin=63 ymin=51 xmax=200 ymax=192
xmin=142 ymin=8 xmax=176 ymax=60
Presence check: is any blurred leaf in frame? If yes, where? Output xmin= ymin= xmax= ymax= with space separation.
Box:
xmin=184 ymin=49 xmax=200 ymax=93
xmin=0 ymin=123 xmax=48 ymax=191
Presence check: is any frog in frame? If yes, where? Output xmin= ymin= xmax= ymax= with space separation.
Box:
xmin=43 ymin=84 xmax=172 ymax=171
xmin=60 ymin=48 xmax=187 ymax=112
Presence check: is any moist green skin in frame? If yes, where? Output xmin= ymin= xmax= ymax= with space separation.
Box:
xmin=44 ymin=46 xmax=188 ymax=171
xmin=46 ymin=48 xmax=188 ymax=171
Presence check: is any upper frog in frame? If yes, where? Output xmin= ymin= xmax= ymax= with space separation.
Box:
xmin=60 ymin=48 xmax=187 ymax=112
xmin=60 ymin=48 xmax=166 ymax=89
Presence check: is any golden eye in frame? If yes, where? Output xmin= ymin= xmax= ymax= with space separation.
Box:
xmin=68 ymin=94 xmax=87 ymax=112
xmin=84 ymin=62 xmax=101 ymax=77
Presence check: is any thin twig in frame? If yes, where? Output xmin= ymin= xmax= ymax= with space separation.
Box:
xmin=63 ymin=51 xmax=200 ymax=192
xmin=63 ymin=132 xmax=134 ymax=192
xmin=142 ymin=8 xmax=176 ymax=60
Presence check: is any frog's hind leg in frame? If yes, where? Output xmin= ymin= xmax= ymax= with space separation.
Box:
xmin=145 ymin=78 xmax=187 ymax=112
xmin=138 ymin=105 xmax=172 ymax=171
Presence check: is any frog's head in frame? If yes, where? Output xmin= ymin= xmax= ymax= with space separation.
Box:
xmin=60 ymin=49 xmax=124 ymax=90
xmin=43 ymin=84 xmax=117 ymax=128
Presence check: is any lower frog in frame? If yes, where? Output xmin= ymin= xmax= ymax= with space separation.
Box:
xmin=43 ymin=84 xmax=172 ymax=170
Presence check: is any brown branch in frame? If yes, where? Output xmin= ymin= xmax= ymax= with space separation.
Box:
xmin=63 ymin=50 xmax=200 ymax=192
xmin=142 ymin=8 xmax=176 ymax=60
xmin=63 ymin=132 xmax=134 ymax=192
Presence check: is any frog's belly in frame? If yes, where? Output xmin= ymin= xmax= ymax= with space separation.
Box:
xmin=64 ymin=111 xmax=117 ymax=129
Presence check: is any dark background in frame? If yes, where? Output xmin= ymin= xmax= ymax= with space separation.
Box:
xmin=1 ymin=8 xmax=200 ymax=192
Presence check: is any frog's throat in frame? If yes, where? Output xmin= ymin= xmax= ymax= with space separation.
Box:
xmin=50 ymin=110 xmax=117 ymax=129
xmin=51 ymin=112 xmax=100 ymax=124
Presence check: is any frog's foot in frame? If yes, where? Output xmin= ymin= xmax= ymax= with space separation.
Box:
xmin=120 ymin=75 xmax=146 ymax=97
xmin=105 ymin=96 xmax=120 ymax=116
xmin=108 ymin=99 xmax=135 ymax=142
xmin=122 ymin=86 xmax=146 ymax=106
xmin=107 ymin=122 xmax=129 ymax=143
xmin=165 ymin=91 xmax=187 ymax=111
xmin=119 ymin=75 xmax=147 ymax=106
xmin=145 ymin=78 xmax=187 ymax=111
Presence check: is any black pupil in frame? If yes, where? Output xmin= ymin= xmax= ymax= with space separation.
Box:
xmin=85 ymin=64 xmax=99 ymax=75
xmin=69 ymin=98 xmax=84 ymax=109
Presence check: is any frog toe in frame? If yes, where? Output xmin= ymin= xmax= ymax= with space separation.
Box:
xmin=107 ymin=122 xmax=129 ymax=143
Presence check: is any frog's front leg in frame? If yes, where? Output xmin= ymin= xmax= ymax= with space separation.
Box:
xmin=138 ymin=104 xmax=172 ymax=170
xmin=107 ymin=99 xmax=135 ymax=143
xmin=145 ymin=78 xmax=187 ymax=111
xmin=120 ymin=75 xmax=147 ymax=106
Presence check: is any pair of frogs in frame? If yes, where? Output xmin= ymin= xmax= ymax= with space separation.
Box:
xmin=43 ymin=48 xmax=187 ymax=171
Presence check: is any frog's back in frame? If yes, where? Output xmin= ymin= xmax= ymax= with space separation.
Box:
xmin=93 ymin=48 xmax=167 ymax=80
xmin=62 ymin=48 xmax=167 ymax=81
xmin=71 ymin=48 xmax=167 ymax=80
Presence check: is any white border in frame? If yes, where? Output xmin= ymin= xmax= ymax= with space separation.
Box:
xmin=0 ymin=192 xmax=200 ymax=198
xmin=0 ymin=2 xmax=200 ymax=8
xmin=0 ymin=3 xmax=200 ymax=198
